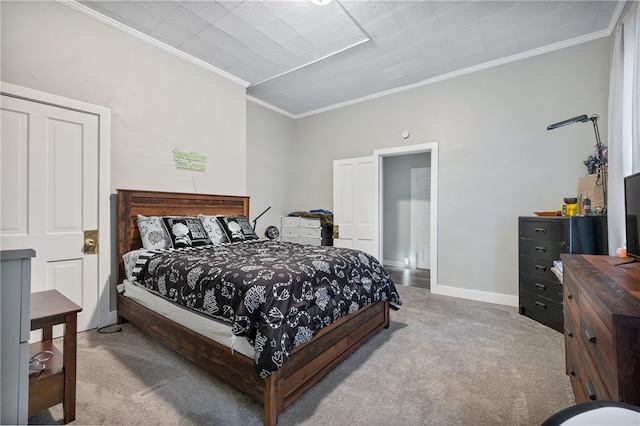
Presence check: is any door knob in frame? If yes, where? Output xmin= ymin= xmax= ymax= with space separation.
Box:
xmin=84 ymin=230 xmax=99 ymax=254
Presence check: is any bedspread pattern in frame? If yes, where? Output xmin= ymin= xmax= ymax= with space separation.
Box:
xmin=134 ymin=240 xmax=401 ymax=377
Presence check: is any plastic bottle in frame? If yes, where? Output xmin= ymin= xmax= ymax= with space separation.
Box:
xmin=577 ymin=194 xmax=582 ymax=215
xmin=583 ymin=193 xmax=591 ymax=215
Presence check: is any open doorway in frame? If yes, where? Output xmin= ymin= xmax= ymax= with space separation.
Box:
xmin=374 ymin=143 xmax=438 ymax=291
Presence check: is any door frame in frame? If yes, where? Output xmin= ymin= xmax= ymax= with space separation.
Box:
xmin=1 ymin=82 xmax=112 ymax=327
xmin=374 ymin=142 xmax=438 ymax=291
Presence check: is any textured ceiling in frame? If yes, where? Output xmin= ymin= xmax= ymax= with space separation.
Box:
xmin=78 ymin=0 xmax=624 ymax=117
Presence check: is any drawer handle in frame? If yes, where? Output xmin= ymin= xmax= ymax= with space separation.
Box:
xmin=566 ymin=326 xmax=573 ymax=338
xmin=535 ymin=283 xmax=546 ymax=290
xmin=535 ymin=265 xmax=547 ymax=272
xmin=534 ymin=246 xmax=547 ymax=253
xmin=534 ymin=228 xmax=547 ymax=234
xmin=566 ymin=290 xmax=573 ymax=299
xmin=584 ymin=327 xmax=596 ymax=344
xmin=568 ymin=362 xmax=576 ymax=376
xmin=535 ymin=301 xmax=547 ymax=310
xmin=585 ymin=379 xmax=597 ymax=400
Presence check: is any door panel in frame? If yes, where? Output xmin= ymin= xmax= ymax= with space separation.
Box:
xmin=333 ymin=157 xmax=376 ymax=257
xmin=1 ymin=108 xmax=29 ymax=235
xmin=1 ymin=95 xmax=98 ymax=334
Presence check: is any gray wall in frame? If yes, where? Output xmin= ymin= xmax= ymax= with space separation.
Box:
xmin=290 ymin=39 xmax=611 ymax=298
xmin=2 ymin=1 xmax=248 ymax=313
xmin=246 ymin=101 xmax=296 ymax=237
xmin=1 ymin=1 xmax=247 ymax=196
xmin=2 ymin=0 xmax=612 ymax=303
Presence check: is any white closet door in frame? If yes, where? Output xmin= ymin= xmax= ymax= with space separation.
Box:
xmin=333 ymin=156 xmax=376 ymax=257
xmin=1 ymin=95 xmax=99 ymax=334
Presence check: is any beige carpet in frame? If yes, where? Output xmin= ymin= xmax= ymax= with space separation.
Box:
xmin=29 ymin=285 xmax=575 ymax=425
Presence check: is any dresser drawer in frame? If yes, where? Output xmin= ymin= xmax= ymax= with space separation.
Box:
xmin=577 ymin=338 xmax=613 ymax=401
xmin=519 ymin=239 xmax=564 ymax=260
xmin=563 ymin=277 xmax=580 ymax=327
xmin=565 ymin=308 xmax=581 ymax=382
xmin=281 ymin=226 xmax=300 ymax=237
xmin=563 ymin=267 xmax=580 ymax=303
xmin=579 ymin=297 xmax=615 ymax=392
xmin=520 ymin=291 xmax=563 ymax=325
xmin=298 ymin=227 xmax=322 ymax=238
xmin=519 ymin=257 xmax=559 ymax=282
xmin=519 ymin=220 xmax=565 ymax=241
xmin=520 ymin=274 xmax=563 ymax=302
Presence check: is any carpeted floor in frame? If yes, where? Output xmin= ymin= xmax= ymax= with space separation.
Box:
xmin=29 ymin=286 xmax=575 ymax=425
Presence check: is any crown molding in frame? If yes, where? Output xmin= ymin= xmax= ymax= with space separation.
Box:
xmin=295 ymin=27 xmax=618 ymax=119
xmin=58 ymin=0 xmax=250 ymax=88
xmin=59 ymin=0 xmax=627 ymax=120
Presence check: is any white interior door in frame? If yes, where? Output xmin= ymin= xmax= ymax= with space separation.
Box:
xmin=411 ymin=167 xmax=431 ymax=269
xmin=1 ymin=94 xmax=99 ymax=334
xmin=333 ymin=156 xmax=376 ymax=257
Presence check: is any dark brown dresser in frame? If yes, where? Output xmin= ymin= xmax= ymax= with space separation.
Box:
xmin=562 ymin=254 xmax=640 ymax=405
xmin=518 ymin=216 xmax=607 ymax=332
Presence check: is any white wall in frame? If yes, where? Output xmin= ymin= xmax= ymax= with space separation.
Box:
xmin=292 ymin=39 xmax=611 ymax=299
xmin=1 ymin=1 xmax=247 ymax=196
xmin=246 ymin=101 xmax=296 ymax=237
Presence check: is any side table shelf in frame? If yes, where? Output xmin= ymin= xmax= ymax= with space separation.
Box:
xmin=29 ymin=290 xmax=82 ymax=424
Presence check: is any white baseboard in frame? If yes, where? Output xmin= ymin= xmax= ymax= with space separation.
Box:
xmin=431 ymin=283 xmax=518 ymax=307
xmin=106 ymin=310 xmax=118 ymax=326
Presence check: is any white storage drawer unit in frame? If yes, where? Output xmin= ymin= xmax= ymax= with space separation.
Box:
xmin=280 ymin=216 xmax=333 ymax=246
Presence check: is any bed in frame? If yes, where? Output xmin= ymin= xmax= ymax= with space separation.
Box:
xmin=116 ymin=189 xmax=398 ymax=425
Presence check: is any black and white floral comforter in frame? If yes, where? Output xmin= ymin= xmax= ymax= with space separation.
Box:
xmin=132 ymin=240 xmax=401 ymax=377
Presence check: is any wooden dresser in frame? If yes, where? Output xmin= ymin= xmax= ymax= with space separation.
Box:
xmin=561 ymin=254 xmax=640 ymax=405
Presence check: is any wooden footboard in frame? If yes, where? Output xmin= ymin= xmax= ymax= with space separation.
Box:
xmin=265 ymin=300 xmax=389 ymax=424
xmin=118 ymin=293 xmax=389 ymax=425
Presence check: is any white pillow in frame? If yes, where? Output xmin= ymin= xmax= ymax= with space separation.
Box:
xmin=197 ymin=214 xmax=229 ymax=244
xmin=136 ymin=214 xmax=172 ymax=249
xmin=122 ymin=248 xmax=147 ymax=282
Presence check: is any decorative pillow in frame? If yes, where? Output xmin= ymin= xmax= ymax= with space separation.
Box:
xmin=197 ymin=214 xmax=229 ymax=244
xmin=217 ymin=215 xmax=260 ymax=242
xmin=122 ymin=249 xmax=146 ymax=282
xmin=136 ymin=214 xmax=172 ymax=249
xmin=162 ymin=216 xmax=212 ymax=248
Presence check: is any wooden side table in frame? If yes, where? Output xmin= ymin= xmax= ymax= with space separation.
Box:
xmin=29 ymin=290 xmax=82 ymax=424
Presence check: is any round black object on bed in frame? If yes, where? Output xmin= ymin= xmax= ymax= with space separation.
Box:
xmin=265 ymin=226 xmax=280 ymax=240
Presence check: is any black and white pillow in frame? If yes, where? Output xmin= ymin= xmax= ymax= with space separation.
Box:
xmin=162 ymin=217 xmax=212 ymax=248
xmin=136 ymin=214 xmax=173 ymax=250
xmin=217 ymin=215 xmax=260 ymax=242
xmin=197 ymin=214 xmax=230 ymax=244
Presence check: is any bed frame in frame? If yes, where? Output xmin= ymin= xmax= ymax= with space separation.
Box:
xmin=116 ymin=189 xmax=391 ymax=425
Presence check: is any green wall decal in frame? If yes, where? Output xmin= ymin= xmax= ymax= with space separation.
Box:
xmin=173 ymin=149 xmax=207 ymax=172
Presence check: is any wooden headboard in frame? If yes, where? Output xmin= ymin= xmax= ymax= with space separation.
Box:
xmin=116 ymin=189 xmax=250 ymax=282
